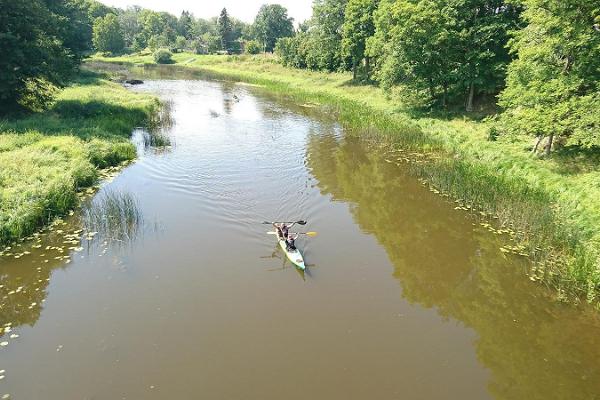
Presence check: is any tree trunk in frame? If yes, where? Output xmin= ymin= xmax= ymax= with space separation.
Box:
xmin=352 ymin=59 xmax=357 ymax=81
xmin=443 ymin=83 xmax=448 ymax=109
xmin=429 ymin=78 xmax=435 ymax=102
xmin=545 ymin=133 xmax=554 ymax=156
xmin=365 ymin=56 xmax=370 ymax=79
xmin=466 ymin=82 xmax=475 ymax=112
xmin=532 ymin=136 xmax=543 ymax=154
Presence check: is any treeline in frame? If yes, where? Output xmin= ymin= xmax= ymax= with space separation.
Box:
xmin=92 ymin=4 xmax=295 ymax=56
xmin=1 ymin=0 xmax=295 ymax=112
xmin=275 ymin=0 xmax=600 ymax=152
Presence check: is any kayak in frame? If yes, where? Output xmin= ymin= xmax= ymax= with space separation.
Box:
xmin=277 ymin=234 xmax=305 ymax=270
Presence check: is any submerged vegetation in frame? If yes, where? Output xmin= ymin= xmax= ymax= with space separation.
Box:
xmin=0 ymin=72 xmax=159 ymax=246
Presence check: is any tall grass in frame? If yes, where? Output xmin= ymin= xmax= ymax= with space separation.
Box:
xmin=90 ymin=53 xmax=600 ymax=305
xmin=82 ymin=190 xmax=143 ymax=242
xmin=0 ymin=71 xmax=159 ymax=246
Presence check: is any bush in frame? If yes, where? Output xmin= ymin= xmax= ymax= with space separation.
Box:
xmin=153 ymin=49 xmax=173 ymax=64
xmin=245 ymin=40 xmax=262 ymax=55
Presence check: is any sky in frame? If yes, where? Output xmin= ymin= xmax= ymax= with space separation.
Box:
xmin=99 ymin=0 xmax=314 ymax=24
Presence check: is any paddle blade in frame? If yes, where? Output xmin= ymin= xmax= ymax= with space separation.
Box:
xmin=297 ymin=220 xmax=307 ymax=225
xmin=267 ymin=231 xmax=277 ymax=235
xmin=304 ymin=231 xmax=318 ymax=237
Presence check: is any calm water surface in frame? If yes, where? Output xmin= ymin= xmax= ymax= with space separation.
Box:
xmin=1 ymin=67 xmax=599 ymax=399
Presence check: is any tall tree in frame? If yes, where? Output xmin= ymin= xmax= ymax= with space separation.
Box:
xmin=0 ymin=0 xmax=80 ymax=112
xmin=499 ymin=0 xmax=600 ymax=153
xmin=217 ymin=8 xmax=234 ymax=51
xmin=92 ymin=13 xmax=125 ymax=54
xmin=368 ymin=0 xmax=520 ymax=109
xmin=342 ymin=0 xmax=379 ymax=80
xmin=305 ymin=0 xmax=348 ymax=71
xmin=118 ymin=6 xmax=142 ymax=48
xmin=178 ymin=10 xmax=194 ymax=39
xmin=253 ymin=4 xmax=294 ymax=52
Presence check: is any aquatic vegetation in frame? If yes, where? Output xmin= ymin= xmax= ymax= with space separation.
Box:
xmin=82 ymin=190 xmax=143 ymax=243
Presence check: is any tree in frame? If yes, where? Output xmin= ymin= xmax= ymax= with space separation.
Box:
xmin=178 ymin=10 xmax=194 ymax=39
xmin=308 ymin=0 xmax=349 ymax=71
xmin=93 ymin=13 xmax=125 ymax=54
xmin=0 ymin=0 xmax=79 ymax=112
xmin=253 ymin=4 xmax=294 ymax=52
xmin=118 ymin=6 xmax=142 ymax=48
xmin=342 ymin=0 xmax=379 ymax=80
xmin=217 ymin=8 xmax=234 ymax=51
xmin=499 ymin=0 xmax=600 ymax=153
xmin=368 ymin=0 xmax=520 ymax=109
xmin=174 ymin=35 xmax=187 ymax=52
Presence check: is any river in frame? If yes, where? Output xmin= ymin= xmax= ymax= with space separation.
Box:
xmin=1 ymin=65 xmax=599 ymax=399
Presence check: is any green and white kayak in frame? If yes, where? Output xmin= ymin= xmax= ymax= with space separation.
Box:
xmin=278 ymin=236 xmax=305 ymax=270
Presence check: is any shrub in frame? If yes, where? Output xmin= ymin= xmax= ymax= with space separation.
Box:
xmin=245 ymin=40 xmax=262 ymax=55
xmin=153 ymin=49 xmax=173 ymax=64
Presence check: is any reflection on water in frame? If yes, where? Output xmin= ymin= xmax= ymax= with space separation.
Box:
xmin=1 ymin=65 xmax=599 ymax=399
xmin=307 ymin=134 xmax=600 ymax=399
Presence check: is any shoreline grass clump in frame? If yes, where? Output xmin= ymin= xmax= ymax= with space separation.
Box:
xmin=88 ymin=53 xmax=600 ymax=305
xmin=82 ymin=189 xmax=143 ymax=242
xmin=0 ymin=71 xmax=159 ymax=246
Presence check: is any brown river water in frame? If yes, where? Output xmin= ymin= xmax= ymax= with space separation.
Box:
xmin=1 ymin=65 xmax=599 ymax=399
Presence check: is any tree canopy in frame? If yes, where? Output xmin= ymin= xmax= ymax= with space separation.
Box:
xmin=253 ymin=4 xmax=294 ymax=52
xmin=93 ymin=13 xmax=125 ymax=55
xmin=499 ymin=0 xmax=600 ymax=151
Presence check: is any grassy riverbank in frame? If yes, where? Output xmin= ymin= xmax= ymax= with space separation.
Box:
xmin=90 ymin=52 xmax=600 ymax=305
xmin=0 ymin=71 xmax=159 ymax=245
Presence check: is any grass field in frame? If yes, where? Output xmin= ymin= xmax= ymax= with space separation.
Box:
xmin=90 ymin=52 xmax=600 ymax=305
xmin=0 ymin=71 xmax=159 ymax=245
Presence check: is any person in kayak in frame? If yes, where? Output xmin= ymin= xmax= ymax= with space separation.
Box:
xmin=285 ymin=232 xmax=299 ymax=251
xmin=273 ymin=222 xmax=297 ymax=240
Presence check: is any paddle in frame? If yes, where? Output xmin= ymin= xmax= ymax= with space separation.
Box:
xmin=267 ymin=231 xmax=317 ymax=237
xmin=262 ymin=220 xmax=307 ymax=225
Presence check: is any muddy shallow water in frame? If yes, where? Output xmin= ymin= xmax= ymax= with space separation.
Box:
xmin=1 ymin=67 xmax=599 ymax=399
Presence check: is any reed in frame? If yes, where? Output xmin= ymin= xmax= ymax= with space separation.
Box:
xmin=82 ymin=190 xmax=143 ymax=242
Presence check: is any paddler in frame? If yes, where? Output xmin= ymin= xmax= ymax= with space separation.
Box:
xmin=285 ymin=232 xmax=299 ymax=251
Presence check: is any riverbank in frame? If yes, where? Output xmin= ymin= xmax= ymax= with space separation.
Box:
xmin=89 ymin=52 xmax=600 ymax=306
xmin=0 ymin=71 xmax=159 ymax=246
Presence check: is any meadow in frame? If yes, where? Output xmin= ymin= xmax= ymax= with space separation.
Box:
xmin=0 ymin=71 xmax=159 ymax=245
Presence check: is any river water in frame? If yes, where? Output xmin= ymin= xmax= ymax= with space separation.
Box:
xmin=1 ymin=65 xmax=599 ymax=399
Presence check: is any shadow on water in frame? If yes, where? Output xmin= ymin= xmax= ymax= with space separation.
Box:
xmin=306 ymin=133 xmax=600 ymax=400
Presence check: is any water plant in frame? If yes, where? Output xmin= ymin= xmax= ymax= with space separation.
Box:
xmin=82 ymin=189 xmax=143 ymax=243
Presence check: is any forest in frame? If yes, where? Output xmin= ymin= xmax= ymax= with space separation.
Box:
xmin=3 ymin=0 xmax=598 ymax=153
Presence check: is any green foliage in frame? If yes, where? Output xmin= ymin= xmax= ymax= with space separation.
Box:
xmin=499 ymin=0 xmax=600 ymax=150
xmin=177 ymin=10 xmax=194 ymax=39
xmin=369 ymin=0 xmax=520 ymax=108
xmin=153 ymin=49 xmax=173 ymax=64
xmin=0 ymin=0 xmax=83 ymax=112
xmin=217 ymin=8 xmax=234 ymax=52
xmin=0 ymin=74 xmax=159 ymax=244
xmin=342 ymin=0 xmax=378 ymax=79
xmin=245 ymin=40 xmax=262 ymax=55
xmin=174 ymin=36 xmax=188 ymax=52
xmin=93 ymin=13 xmax=125 ymax=54
xmin=253 ymin=4 xmax=294 ymax=52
